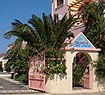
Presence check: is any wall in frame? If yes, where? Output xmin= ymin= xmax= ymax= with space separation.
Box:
xmin=52 ymin=0 xmax=69 ymax=18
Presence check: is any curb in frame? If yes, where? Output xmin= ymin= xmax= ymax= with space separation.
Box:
xmin=0 ymin=90 xmax=40 ymax=94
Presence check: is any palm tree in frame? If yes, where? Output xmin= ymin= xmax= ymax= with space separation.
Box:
xmin=4 ymin=13 xmax=77 ymax=58
xmin=4 ymin=13 xmax=78 ymax=76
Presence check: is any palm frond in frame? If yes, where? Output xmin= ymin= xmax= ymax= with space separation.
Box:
xmin=28 ymin=14 xmax=44 ymax=40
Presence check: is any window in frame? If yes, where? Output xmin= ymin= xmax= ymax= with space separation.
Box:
xmin=57 ymin=0 xmax=64 ymax=7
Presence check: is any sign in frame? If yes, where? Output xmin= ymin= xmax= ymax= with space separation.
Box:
xmin=70 ymin=33 xmax=93 ymax=48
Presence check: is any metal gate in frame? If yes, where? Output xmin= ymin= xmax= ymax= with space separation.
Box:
xmin=28 ymin=56 xmax=45 ymax=91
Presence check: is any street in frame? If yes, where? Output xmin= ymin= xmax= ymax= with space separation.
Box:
xmin=0 ymin=73 xmax=105 ymax=95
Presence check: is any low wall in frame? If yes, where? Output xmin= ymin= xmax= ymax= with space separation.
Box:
xmin=45 ymin=74 xmax=72 ymax=94
xmin=45 ymin=73 xmax=105 ymax=94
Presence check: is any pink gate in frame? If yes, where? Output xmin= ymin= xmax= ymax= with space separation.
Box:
xmin=83 ymin=63 xmax=92 ymax=89
xmin=28 ymin=56 xmax=45 ymax=91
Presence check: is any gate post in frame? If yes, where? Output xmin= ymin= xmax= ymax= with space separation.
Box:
xmin=66 ymin=51 xmax=73 ymax=91
xmin=45 ymin=51 xmax=74 ymax=94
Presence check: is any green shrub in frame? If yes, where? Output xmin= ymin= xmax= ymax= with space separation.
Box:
xmin=15 ymin=74 xmax=28 ymax=83
xmin=94 ymin=53 xmax=105 ymax=87
xmin=73 ymin=64 xmax=84 ymax=86
xmin=44 ymin=60 xmax=66 ymax=75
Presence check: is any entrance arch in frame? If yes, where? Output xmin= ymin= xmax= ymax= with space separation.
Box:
xmin=64 ymin=32 xmax=101 ymax=91
xmin=72 ymin=52 xmax=92 ymax=89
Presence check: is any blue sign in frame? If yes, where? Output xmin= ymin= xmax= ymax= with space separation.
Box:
xmin=70 ymin=34 xmax=93 ymax=48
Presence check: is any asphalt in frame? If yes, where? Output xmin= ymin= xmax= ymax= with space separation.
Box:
xmin=0 ymin=72 xmax=45 ymax=95
xmin=0 ymin=72 xmax=105 ymax=95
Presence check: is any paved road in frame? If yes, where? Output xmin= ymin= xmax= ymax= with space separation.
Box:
xmin=70 ymin=92 xmax=105 ymax=95
xmin=0 ymin=73 xmax=105 ymax=95
xmin=0 ymin=77 xmax=28 ymax=90
xmin=0 ymin=76 xmax=44 ymax=95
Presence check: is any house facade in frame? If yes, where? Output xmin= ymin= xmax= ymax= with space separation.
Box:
xmin=52 ymin=0 xmax=86 ymax=36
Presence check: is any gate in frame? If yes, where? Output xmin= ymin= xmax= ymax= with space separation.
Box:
xmin=28 ymin=56 xmax=45 ymax=91
xmin=83 ymin=63 xmax=92 ymax=89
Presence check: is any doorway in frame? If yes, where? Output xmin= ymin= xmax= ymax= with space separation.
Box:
xmin=72 ymin=52 xmax=92 ymax=89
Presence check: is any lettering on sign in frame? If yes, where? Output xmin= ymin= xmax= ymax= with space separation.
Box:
xmin=70 ymin=34 xmax=93 ymax=48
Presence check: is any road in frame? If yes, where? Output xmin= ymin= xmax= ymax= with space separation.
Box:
xmin=0 ymin=73 xmax=105 ymax=95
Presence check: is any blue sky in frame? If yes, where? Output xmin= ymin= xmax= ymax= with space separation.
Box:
xmin=0 ymin=0 xmax=51 ymax=53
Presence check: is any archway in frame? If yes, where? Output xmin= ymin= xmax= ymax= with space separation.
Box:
xmin=72 ymin=52 xmax=92 ymax=89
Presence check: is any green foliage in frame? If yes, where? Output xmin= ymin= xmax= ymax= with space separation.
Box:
xmin=94 ymin=53 xmax=105 ymax=86
xmin=45 ymin=48 xmax=66 ymax=75
xmin=79 ymin=1 xmax=105 ymax=86
xmin=73 ymin=52 xmax=89 ymax=86
xmin=69 ymin=1 xmax=105 ymax=54
xmin=15 ymin=73 xmax=28 ymax=83
xmin=4 ymin=37 xmax=35 ymax=83
xmin=73 ymin=64 xmax=84 ymax=86
xmin=79 ymin=1 xmax=105 ymax=53
xmin=4 ymin=13 xmax=77 ymax=57
xmin=45 ymin=49 xmax=64 ymax=58
xmin=69 ymin=0 xmax=105 ymax=87
xmin=4 ymin=13 xmax=77 ymax=77
xmin=44 ymin=60 xmax=66 ymax=76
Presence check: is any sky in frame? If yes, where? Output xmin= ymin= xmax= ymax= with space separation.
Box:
xmin=0 ymin=0 xmax=51 ymax=53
